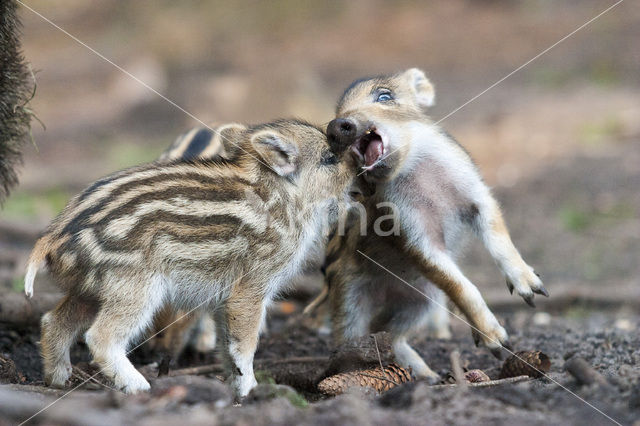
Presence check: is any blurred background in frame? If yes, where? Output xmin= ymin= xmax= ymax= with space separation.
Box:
xmin=1 ymin=0 xmax=639 ymax=315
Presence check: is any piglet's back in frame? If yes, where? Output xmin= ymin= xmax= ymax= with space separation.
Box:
xmin=28 ymin=158 xmax=275 ymax=293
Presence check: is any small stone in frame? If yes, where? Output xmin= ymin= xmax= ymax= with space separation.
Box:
xmin=532 ymin=312 xmax=552 ymax=326
xmin=614 ymin=318 xmax=634 ymax=331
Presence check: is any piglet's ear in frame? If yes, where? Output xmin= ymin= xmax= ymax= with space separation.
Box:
xmin=250 ymin=130 xmax=298 ymax=176
xmin=404 ymin=68 xmax=435 ymax=108
xmin=216 ymin=123 xmax=247 ymax=158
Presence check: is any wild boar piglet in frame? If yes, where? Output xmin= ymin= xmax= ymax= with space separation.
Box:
xmin=315 ymin=69 xmax=546 ymax=381
xmin=25 ymin=119 xmax=356 ymax=398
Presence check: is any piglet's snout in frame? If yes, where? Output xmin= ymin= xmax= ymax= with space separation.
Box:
xmin=327 ymin=118 xmax=356 ymax=154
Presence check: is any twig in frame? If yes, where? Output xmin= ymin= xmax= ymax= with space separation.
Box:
xmin=71 ymin=367 xmax=112 ymax=391
xmin=168 ymin=356 xmax=329 ymax=377
xmin=0 ymin=220 xmax=42 ymax=243
xmin=450 ymin=350 xmax=467 ymax=391
xmin=564 ymin=357 xmax=609 ymax=386
xmin=485 ymin=286 xmax=640 ymax=311
xmin=372 ymin=334 xmax=397 ymax=385
xmin=258 ymin=356 xmax=329 ymax=365
xmin=0 ymin=383 xmax=68 ymax=397
xmin=430 ymin=375 xmax=530 ymax=389
xmin=0 ymin=292 xmax=61 ymax=325
xmin=168 ymin=363 xmax=223 ymax=377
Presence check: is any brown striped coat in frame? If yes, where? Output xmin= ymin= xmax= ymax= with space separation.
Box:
xmin=25 ymin=119 xmax=355 ymax=398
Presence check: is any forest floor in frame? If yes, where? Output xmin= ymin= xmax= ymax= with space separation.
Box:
xmin=1 ymin=140 xmax=639 ymax=425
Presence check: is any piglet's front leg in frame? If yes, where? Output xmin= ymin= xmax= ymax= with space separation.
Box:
xmin=411 ymin=248 xmax=511 ymax=359
xmin=476 ymin=200 xmax=548 ymax=307
xmin=216 ymin=284 xmax=267 ymax=400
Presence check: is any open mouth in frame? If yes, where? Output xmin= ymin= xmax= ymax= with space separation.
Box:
xmin=351 ymin=126 xmax=385 ymax=170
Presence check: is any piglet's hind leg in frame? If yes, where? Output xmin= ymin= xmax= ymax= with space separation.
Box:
xmin=85 ymin=277 xmax=165 ymax=394
xmin=41 ymin=295 xmax=96 ymax=388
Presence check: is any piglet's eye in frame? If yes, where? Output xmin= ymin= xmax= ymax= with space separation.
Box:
xmin=376 ymin=92 xmax=393 ymax=102
xmin=321 ymin=151 xmax=337 ymax=165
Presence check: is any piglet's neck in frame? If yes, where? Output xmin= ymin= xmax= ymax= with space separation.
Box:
xmin=380 ymin=124 xmax=461 ymax=198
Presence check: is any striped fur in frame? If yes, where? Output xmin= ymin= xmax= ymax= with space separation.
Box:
xmin=148 ymin=122 xmax=250 ymax=362
xmin=158 ymin=122 xmax=248 ymax=163
xmin=26 ymin=119 xmax=355 ymax=398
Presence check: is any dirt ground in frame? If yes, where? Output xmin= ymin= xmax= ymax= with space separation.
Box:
xmin=2 ymin=141 xmax=639 ymax=425
xmin=1 ymin=1 xmax=639 ymax=425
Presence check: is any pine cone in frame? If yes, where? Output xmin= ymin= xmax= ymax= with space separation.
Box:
xmin=317 ymin=363 xmax=413 ymax=396
xmin=500 ymin=351 xmax=550 ymax=379
xmin=464 ymin=369 xmax=490 ymax=383
xmin=0 ymin=355 xmax=25 ymax=384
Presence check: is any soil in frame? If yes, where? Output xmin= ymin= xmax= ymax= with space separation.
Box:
xmin=1 ymin=142 xmax=639 ymax=425
xmin=1 ymin=313 xmax=639 ymax=425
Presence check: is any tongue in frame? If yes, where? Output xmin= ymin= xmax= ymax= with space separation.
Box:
xmin=364 ymin=140 xmax=383 ymax=167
